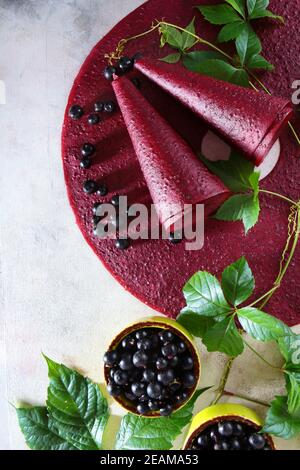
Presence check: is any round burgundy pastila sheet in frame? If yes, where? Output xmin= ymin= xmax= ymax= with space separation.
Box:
xmin=62 ymin=0 xmax=300 ymax=325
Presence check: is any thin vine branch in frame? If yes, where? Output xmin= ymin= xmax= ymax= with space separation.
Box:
xmin=223 ymin=390 xmax=270 ymax=407
xmin=260 ymin=204 xmax=300 ymax=309
xmin=210 ymin=357 xmax=234 ymax=405
xmin=243 ymin=339 xmax=283 ymax=370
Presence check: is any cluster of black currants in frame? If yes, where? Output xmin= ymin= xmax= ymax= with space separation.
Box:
xmin=104 ymin=56 xmax=135 ymax=81
xmin=188 ymin=420 xmax=272 ymax=451
xmin=104 ymin=327 xmax=197 ymax=416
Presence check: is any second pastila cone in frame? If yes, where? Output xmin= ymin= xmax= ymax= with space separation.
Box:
xmin=135 ymin=57 xmax=293 ymax=166
xmin=112 ymin=75 xmax=230 ymax=230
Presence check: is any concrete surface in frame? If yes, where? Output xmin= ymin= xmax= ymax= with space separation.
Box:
xmin=0 ymin=0 xmax=299 ymax=450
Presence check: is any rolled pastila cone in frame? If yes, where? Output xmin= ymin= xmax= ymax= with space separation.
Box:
xmin=112 ymin=75 xmax=230 ymax=231
xmin=134 ymin=57 xmax=294 ymax=166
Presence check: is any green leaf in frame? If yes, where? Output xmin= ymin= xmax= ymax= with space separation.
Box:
xmin=177 ymin=307 xmax=216 ymax=337
xmin=200 ymin=150 xmax=256 ymax=193
xmin=159 ymin=24 xmax=183 ymax=49
xmin=115 ymin=389 xmax=209 ymax=450
xmin=248 ymin=171 xmax=260 ymax=196
xmin=183 ymin=271 xmax=231 ymax=317
xmin=160 ymin=52 xmax=182 ymax=64
xmin=214 ymin=193 xmax=260 ymax=233
xmin=225 ymin=0 xmax=246 ymax=17
xmin=286 ymin=372 xmax=300 ymax=414
xmin=262 ymin=395 xmax=300 ymax=439
xmin=247 ymin=0 xmax=268 ymax=16
xmin=185 ymin=58 xmax=249 ymax=87
xmin=237 ymin=307 xmax=291 ymax=341
xmin=222 ymin=257 xmax=254 ymax=306
xmin=236 ymin=26 xmax=261 ymax=65
xmin=17 ymin=407 xmax=78 ymax=450
xmin=218 ymin=21 xmax=246 ymax=42
xmin=183 ymin=50 xmax=227 ymax=71
xmin=247 ymin=54 xmax=274 ymax=70
xmin=202 ymin=317 xmax=244 ymax=357
xmin=181 ymin=18 xmax=197 ymax=51
xmin=45 ymin=356 xmax=109 ymax=450
xmin=249 ymin=10 xmax=284 ymax=22
xmin=197 ymin=5 xmax=242 ymax=25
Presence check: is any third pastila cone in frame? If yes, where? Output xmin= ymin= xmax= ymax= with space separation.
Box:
xmin=134 ymin=57 xmax=294 ymax=166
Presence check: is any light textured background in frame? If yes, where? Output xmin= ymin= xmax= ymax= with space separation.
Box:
xmin=0 ymin=0 xmax=299 ymax=451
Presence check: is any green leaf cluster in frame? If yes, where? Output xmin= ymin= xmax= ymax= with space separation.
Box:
xmin=177 ymin=257 xmax=292 ymax=358
xmin=17 ymin=356 xmax=109 ymax=450
xmin=200 ymin=151 xmax=260 ymax=233
xmin=17 ymin=357 xmax=210 ymax=450
xmin=160 ymin=1 xmax=283 ymax=88
xmin=160 ymin=19 xmax=197 ymax=64
xmin=263 ymin=334 xmax=300 ymax=439
xmin=197 ymin=0 xmax=282 ymax=72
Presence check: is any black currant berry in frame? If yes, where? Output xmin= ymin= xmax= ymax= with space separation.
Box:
xmin=103 ymin=350 xmax=118 ymax=366
xmin=118 ymin=56 xmax=133 ymax=73
xmin=197 ymin=435 xmax=209 ymax=448
xmin=131 ymin=382 xmax=146 ymax=397
xmin=111 ymin=195 xmax=121 ymax=207
xmin=146 ymin=382 xmax=162 ymax=399
xmin=115 ymin=239 xmax=130 ymax=250
xmin=83 ymin=180 xmax=97 ymax=194
xmin=143 ymin=369 xmax=156 ymax=383
xmin=69 ymin=104 xmax=83 ymax=120
xmin=180 ymin=355 xmax=194 ymax=370
xmin=94 ymin=101 xmax=104 ymax=112
xmin=136 ymin=403 xmax=149 ymax=415
xmin=233 ymin=423 xmax=244 ymax=436
xmin=104 ymin=101 xmax=116 ymax=113
xmin=107 ymin=383 xmax=122 ymax=397
xmin=177 ymin=341 xmax=186 ymax=354
xmin=119 ymin=352 xmax=133 ymax=371
xmin=157 ymin=369 xmax=175 ymax=385
xmin=160 ymin=404 xmax=173 ymax=416
xmin=80 ymin=157 xmax=91 ymax=169
xmin=230 ymin=438 xmax=241 ymax=450
xmin=159 ymin=331 xmax=174 ymax=343
xmin=135 ymin=329 xmax=148 ymax=340
xmin=161 ymin=343 xmax=177 ymax=359
xmin=182 ymin=371 xmax=196 ymax=388
xmin=103 ymin=66 xmax=117 ymax=81
xmin=133 ymin=351 xmax=149 ymax=368
xmin=113 ymin=369 xmax=128 ymax=386
xmin=121 ymin=336 xmax=136 ymax=349
xmin=96 ymin=184 xmax=108 ymax=197
xmin=156 ymin=357 xmax=168 ymax=370
xmin=81 ymin=143 xmax=95 ymax=158
xmin=249 ymin=433 xmax=266 ymax=450
xmin=88 ymin=113 xmax=100 ymax=125
xmin=218 ymin=421 xmax=233 ymax=437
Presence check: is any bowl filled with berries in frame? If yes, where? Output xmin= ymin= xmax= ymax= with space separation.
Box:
xmin=184 ymin=403 xmax=275 ymax=451
xmin=103 ymin=316 xmax=200 ymax=417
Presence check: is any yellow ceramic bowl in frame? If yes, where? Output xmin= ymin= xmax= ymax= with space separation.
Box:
xmin=183 ymin=403 xmax=275 ymax=449
xmin=104 ymin=316 xmax=201 ymax=417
